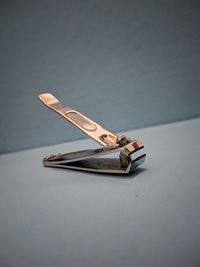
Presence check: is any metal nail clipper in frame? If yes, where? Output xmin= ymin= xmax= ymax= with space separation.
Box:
xmin=38 ymin=93 xmax=146 ymax=174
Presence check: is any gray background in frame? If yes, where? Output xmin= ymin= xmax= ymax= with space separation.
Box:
xmin=0 ymin=0 xmax=200 ymax=154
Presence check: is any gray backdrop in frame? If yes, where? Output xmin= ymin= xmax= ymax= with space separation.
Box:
xmin=0 ymin=0 xmax=200 ymax=154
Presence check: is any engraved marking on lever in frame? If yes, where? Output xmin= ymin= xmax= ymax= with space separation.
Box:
xmin=66 ymin=112 xmax=97 ymax=131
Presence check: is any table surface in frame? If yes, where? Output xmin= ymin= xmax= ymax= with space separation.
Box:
xmin=0 ymin=118 xmax=200 ymax=267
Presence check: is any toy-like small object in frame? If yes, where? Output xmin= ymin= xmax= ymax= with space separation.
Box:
xmin=38 ymin=93 xmax=146 ymax=174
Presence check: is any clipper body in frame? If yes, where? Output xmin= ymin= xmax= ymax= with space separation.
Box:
xmin=38 ymin=93 xmax=146 ymax=174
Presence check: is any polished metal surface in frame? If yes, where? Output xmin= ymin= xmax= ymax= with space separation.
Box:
xmin=38 ymin=93 xmax=146 ymax=174
xmin=38 ymin=93 xmax=120 ymax=148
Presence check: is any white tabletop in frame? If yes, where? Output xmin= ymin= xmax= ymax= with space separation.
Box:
xmin=0 ymin=118 xmax=200 ymax=267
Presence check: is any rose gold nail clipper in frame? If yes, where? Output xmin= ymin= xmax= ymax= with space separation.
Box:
xmin=38 ymin=93 xmax=146 ymax=174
